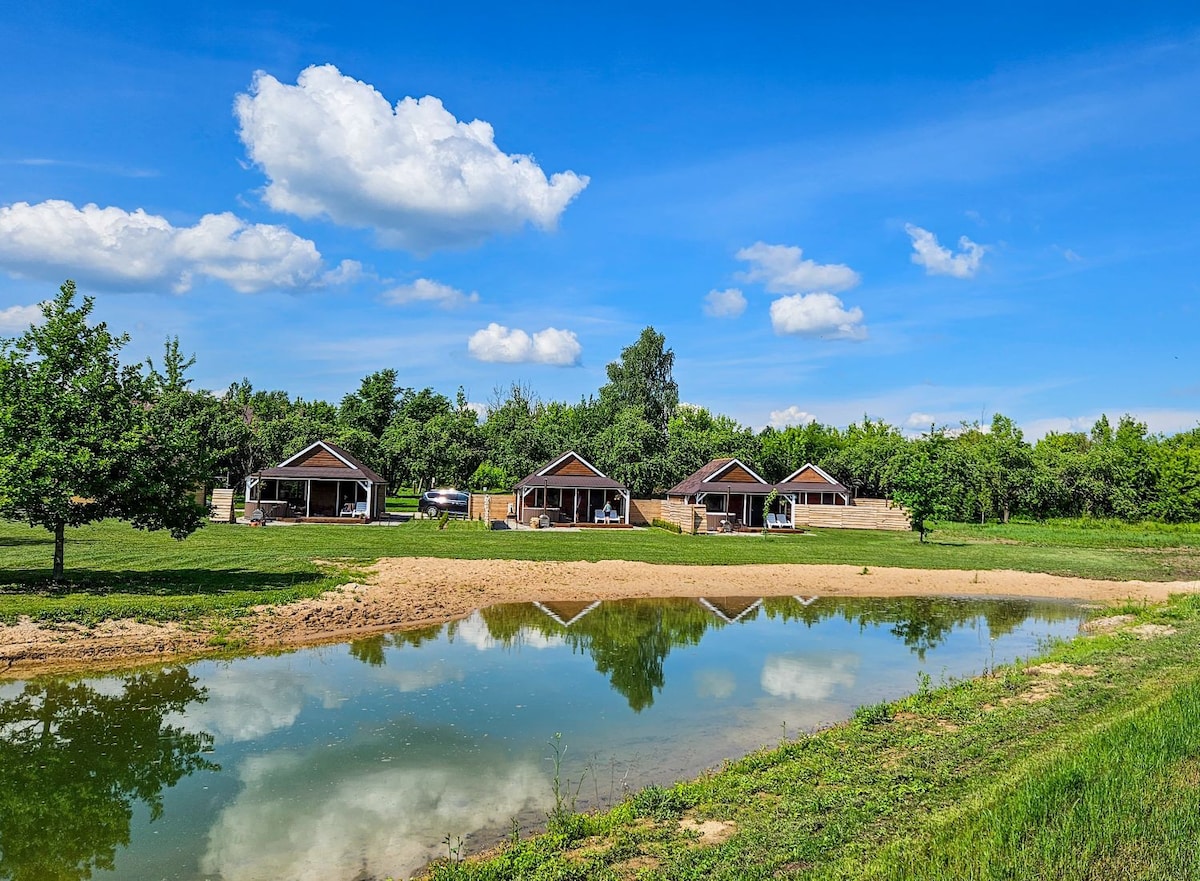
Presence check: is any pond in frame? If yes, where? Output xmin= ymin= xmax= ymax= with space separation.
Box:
xmin=0 ymin=594 xmax=1085 ymax=881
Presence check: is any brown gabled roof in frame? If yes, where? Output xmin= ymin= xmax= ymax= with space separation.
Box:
xmin=776 ymin=463 xmax=848 ymax=496
xmin=515 ymin=452 xmax=625 ymax=491
xmin=262 ymin=440 xmax=387 ymax=484
xmin=667 ymin=458 xmax=773 ymax=496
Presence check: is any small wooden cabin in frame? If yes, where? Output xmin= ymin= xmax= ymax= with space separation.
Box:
xmin=245 ymin=440 xmax=388 ymax=521
xmin=666 ymin=457 xmax=778 ymax=530
xmin=515 ymin=452 xmax=630 ymax=525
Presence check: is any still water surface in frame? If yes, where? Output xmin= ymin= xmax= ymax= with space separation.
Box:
xmin=0 ymin=595 xmax=1085 ymax=881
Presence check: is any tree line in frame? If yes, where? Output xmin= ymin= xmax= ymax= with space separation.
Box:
xmin=3 ymin=283 xmax=1200 ymax=579
xmin=202 ymin=340 xmax=1200 ymax=528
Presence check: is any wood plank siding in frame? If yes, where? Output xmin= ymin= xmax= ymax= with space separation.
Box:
xmin=711 ymin=463 xmax=761 ymax=483
xmin=547 ymin=456 xmax=595 ymax=477
xmin=789 ymin=466 xmax=831 ymax=485
xmin=293 ymin=447 xmax=348 ymax=469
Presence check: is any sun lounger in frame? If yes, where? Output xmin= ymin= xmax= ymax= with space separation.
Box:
xmin=766 ymin=513 xmax=780 ymax=529
xmin=594 ymin=509 xmax=607 ymax=524
xmin=776 ymin=511 xmax=794 ymax=528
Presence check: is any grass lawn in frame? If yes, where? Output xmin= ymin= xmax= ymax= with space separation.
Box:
xmin=421 ymin=595 xmax=1200 ymax=880
xmin=0 ymin=517 xmax=1198 ymax=624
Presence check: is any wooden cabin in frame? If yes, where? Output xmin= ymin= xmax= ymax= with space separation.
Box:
xmin=245 ymin=440 xmax=388 ymax=521
xmin=666 ymin=457 xmax=777 ymax=530
xmin=515 ymin=452 xmax=630 ymax=526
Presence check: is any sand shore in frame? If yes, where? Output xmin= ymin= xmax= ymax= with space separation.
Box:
xmin=3 ymin=557 xmax=1196 ymax=677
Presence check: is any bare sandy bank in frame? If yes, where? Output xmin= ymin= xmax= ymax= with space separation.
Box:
xmin=2 ymin=557 xmax=1197 ymax=678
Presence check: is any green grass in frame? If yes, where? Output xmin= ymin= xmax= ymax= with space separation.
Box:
xmin=1 ymin=516 xmax=1198 ymax=625
xmin=387 ymin=493 xmax=421 ymax=513
xmin=419 ymin=595 xmax=1200 ymax=881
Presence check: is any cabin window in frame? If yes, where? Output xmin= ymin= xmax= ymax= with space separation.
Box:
xmin=547 ymin=488 xmax=562 ymax=509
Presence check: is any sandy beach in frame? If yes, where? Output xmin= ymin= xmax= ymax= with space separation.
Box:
xmin=3 ymin=557 xmax=1197 ymax=677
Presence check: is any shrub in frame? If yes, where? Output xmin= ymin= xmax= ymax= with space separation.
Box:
xmin=652 ymin=518 xmax=682 ymax=534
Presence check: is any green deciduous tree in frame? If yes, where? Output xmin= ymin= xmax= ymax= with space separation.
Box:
xmin=599 ymin=326 xmax=679 ymax=435
xmin=0 ymin=282 xmax=208 ymax=580
xmin=885 ymin=435 xmax=950 ymax=541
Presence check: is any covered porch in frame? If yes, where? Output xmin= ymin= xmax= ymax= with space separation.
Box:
xmin=694 ymin=485 xmax=792 ymax=531
xmin=517 ymin=484 xmax=632 ymax=526
xmin=245 ymin=476 xmax=382 ymax=520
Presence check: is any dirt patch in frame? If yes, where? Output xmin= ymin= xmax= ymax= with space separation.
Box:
xmin=2 ymin=558 xmax=1198 ymax=677
xmin=1025 ymin=662 xmax=1098 ymax=678
xmin=679 ymin=815 xmax=736 ymax=846
xmin=1129 ymin=623 xmax=1178 ymax=639
xmin=1081 ymin=614 xmax=1138 ymax=633
xmin=612 ymin=854 xmax=660 ymax=877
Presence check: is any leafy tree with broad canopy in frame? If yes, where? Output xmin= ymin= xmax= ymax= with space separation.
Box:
xmin=0 ymin=281 xmax=209 ymax=580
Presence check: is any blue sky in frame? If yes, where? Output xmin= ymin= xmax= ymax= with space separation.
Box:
xmin=2 ymin=2 xmax=1198 ymax=437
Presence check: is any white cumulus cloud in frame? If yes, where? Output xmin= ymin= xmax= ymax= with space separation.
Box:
xmin=0 ymin=302 xmax=46 ymax=333
xmin=904 ymin=224 xmax=986 ymax=278
xmin=467 ymin=322 xmax=581 ymax=366
xmin=382 ymin=278 xmax=479 ymax=309
xmin=769 ymin=292 xmax=866 ymax=340
xmin=0 ymin=200 xmax=344 ymax=294
xmin=735 ymin=242 xmax=860 ymax=294
xmin=235 ymin=64 xmax=589 ymax=251
xmin=905 ymin=412 xmax=935 ymax=428
xmin=769 ymin=406 xmax=817 ymax=429
xmin=703 ymin=287 xmax=746 ymax=318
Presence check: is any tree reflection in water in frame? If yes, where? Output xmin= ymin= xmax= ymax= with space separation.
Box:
xmin=347 ymin=596 xmax=1078 ymax=711
xmin=0 ymin=667 xmax=216 ymax=881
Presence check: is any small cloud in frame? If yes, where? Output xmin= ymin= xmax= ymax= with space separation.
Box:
xmin=0 ymin=302 xmax=47 ymax=333
xmin=703 ymin=287 xmax=746 ymax=318
xmin=322 ymin=260 xmax=365 ymax=285
xmin=761 ymin=653 xmax=859 ymax=701
xmin=383 ymin=278 xmax=479 ymax=309
xmin=694 ymin=669 xmax=736 ymax=700
xmin=904 ymin=224 xmax=986 ymax=278
xmin=905 ymin=412 xmax=935 ymax=428
xmin=1059 ymin=246 xmax=1083 ymax=262
xmin=465 ymin=401 xmax=488 ymax=418
xmin=769 ymin=406 xmax=817 ymax=429
xmin=769 ymin=292 xmax=866 ymax=340
xmin=964 ymin=209 xmax=986 ymax=226
xmin=467 ymin=322 xmax=581 ymax=366
xmin=736 ymin=242 xmax=860 ymax=293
